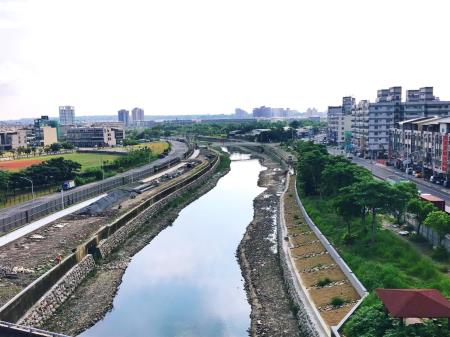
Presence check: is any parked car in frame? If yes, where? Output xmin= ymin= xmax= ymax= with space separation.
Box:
xmin=414 ymin=171 xmax=423 ymax=178
xmin=346 ymin=153 xmax=353 ymax=160
xmin=406 ymin=167 xmax=413 ymax=175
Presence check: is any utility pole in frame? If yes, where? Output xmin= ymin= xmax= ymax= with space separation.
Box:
xmin=21 ymin=177 xmax=34 ymax=204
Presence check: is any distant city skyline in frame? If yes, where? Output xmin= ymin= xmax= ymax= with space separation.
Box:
xmin=1 ymin=0 xmax=450 ymax=119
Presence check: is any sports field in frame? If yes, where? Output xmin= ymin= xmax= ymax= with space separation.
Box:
xmin=0 ymin=153 xmax=121 ymax=172
xmin=0 ymin=141 xmax=169 ymax=172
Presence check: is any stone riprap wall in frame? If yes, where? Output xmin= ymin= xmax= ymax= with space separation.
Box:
xmin=277 ymin=174 xmax=326 ymax=337
xmin=18 ymin=255 xmax=95 ymax=327
xmin=98 ymin=155 xmax=219 ymax=258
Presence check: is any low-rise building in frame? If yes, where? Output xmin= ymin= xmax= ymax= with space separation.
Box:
xmin=0 ymin=129 xmax=27 ymax=151
xmin=66 ymin=127 xmax=117 ymax=147
xmin=390 ymin=116 xmax=450 ymax=178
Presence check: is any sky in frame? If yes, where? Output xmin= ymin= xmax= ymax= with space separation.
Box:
xmin=1 ymin=0 xmax=450 ymax=119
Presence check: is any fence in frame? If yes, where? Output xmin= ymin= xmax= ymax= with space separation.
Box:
xmin=0 ymin=140 xmax=193 ymax=234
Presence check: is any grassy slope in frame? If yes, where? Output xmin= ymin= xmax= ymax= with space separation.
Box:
xmin=300 ymin=193 xmax=450 ymax=304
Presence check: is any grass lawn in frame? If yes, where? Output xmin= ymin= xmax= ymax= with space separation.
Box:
xmin=0 ymin=152 xmax=121 ymax=172
xmin=126 ymin=141 xmax=169 ymax=153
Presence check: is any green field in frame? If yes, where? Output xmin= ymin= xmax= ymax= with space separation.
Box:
xmin=0 ymin=152 xmax=121 ymax=172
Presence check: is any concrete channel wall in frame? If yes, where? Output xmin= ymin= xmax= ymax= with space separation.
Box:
xmin=278 ymin=173 xmax=326 ymax=337
xmin=292 ymin=179 xmax=368 ymax=337
xmin=19 ymin=256 xmax=95 ymax=327
xmin=0 ymin=141 xmax=193 ymax=234
xmin=0 ymin=151 xmax=217 ymax=332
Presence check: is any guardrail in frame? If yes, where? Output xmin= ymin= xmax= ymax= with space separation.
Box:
xmin=0 ymin=320 xmax=69 ymax=337
xmin=0 ymin=140 xmax=192 ymax=234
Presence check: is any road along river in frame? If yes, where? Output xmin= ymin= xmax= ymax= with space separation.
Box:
xmin=79 ymin=153 xmax=266 ymax=337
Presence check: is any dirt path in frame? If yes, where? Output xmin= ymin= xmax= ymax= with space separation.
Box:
xmin=238 ymin=153 xmax=303 ymax=337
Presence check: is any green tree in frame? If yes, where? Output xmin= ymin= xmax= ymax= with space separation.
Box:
xmin=407 ymin=198 xmax=437 ymax=235
xmin=350 ymin=179 xmax=393 ymax=243
xmin=333 ymin=191 xmax=362 ymax=240
xmin=389 ymin=182 xmax=418 ymax=224
xmin=424 ymin=211 xmax=450 ymax=246
xmin=49 ymin=142 xmax=62 ymax=153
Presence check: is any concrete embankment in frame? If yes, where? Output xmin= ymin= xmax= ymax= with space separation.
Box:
xmin=41 ymin=154 xmax=228 ymax=336
xmin=236 ymin=147 xmax=309 ymax=337
xmin=0 ymin=153 xmax=219 ymax=333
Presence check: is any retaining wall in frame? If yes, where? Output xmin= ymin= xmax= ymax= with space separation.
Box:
xmin=278 ymin=173 xmax=328 ymax=337
xmin=19 ymin=255 xmax=95 ymax=327
xmin=0 ymin=255 xmax=78 ymax=323
xmin=98 ymin=155 xmax=220 ymax=257
xmin=292 ymin=178 xmax=368 ymax=337
xmin=0 ymin=140 xmax=192 ymax=234
xmin=0 ymin=147 xmax=210 ymax=329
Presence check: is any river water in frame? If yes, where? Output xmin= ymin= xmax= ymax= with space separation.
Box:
xmin=80 ymin=153 xmax=265 ymax=337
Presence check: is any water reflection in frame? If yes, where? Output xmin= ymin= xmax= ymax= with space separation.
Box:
xmin=79 ymin=157 xmax=266 ymax=337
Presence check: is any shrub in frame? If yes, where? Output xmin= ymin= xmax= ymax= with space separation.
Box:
xmin=330 ymin=296 xmax=345 ymax=307
xmin=316 ymin=277 xmax=332 ymax=287
xmin=342 ymin=232 xmax=357 ymax=244
xmin=432 ymin=246 xmax=449 ymax=262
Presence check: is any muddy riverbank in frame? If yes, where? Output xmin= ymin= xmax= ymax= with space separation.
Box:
xmin=238 ymin=152 xmax=303 ymax=337
xmin=42 ymin=165 xmax=230 ymax=336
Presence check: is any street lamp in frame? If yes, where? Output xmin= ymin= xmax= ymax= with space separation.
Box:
xmin=21 ymin=177 xmax=34 ymax=203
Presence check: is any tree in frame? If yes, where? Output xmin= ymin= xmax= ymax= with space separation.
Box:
xmin=389 ymin=182 xmax=418 ymax=224
xmin=424 ymin=211 xmax=450 ymax=246
xmin=297 ymin=149 xmax=327 ymax=195
xmin=350 ymin=179 xmax=393 ymax=243
xmin=0 ymin=170 xmax=9 ymax=202
xmin=407 ymin=199 xmax=437 ymax=235
xmin=321 ymin=159 xmax=371 ymax=196
xmin=333 ymin=191 xmax=362 ymax=240
xmin=289 ymin=120 xmax=300 ymax=129
xmin=49 ymin=142 xmax=62 ymax=153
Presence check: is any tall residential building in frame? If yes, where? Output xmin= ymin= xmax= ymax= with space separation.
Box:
xmin=131 ymin=107 xmax=144 ymax=125
xmin=351 ymin=100 xmax=369 ymax=153
xmin=118 ymin=109 xmax=130 ymax=125
xmin=327 ymin=106 xmax=351 ymax=145
xmin=59 ymin=106 xmax=75 ymax=125
xmin=349 ymin=86 xmax=450 ymax=158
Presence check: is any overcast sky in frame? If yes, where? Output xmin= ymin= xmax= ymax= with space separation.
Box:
xmin=1 ymin=0 xmax=450 ymax=119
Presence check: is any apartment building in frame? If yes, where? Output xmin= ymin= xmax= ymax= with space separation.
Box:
xmin=59 ymin=106 xmax=75 ymax=125
xmin=118 ymin=109 xmax=130 ymax=125
xmin=0 ymin=129 xmax=27 ymax=151
xmin=131 ymin=107 xmax=145 ymax=126
xmin=390 ymin=116 xmax=450 ymax=178
xmin=66 ymin=127 xmax=117 ymax=147
xmin=351 ymin=100 xmax=369 ymax=153
xmin=327 ymin=105 xmax=351 ymax=145
xmin=349 ymin=86 xmax=450 ymax=158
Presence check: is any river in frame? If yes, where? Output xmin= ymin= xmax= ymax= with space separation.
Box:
xmin=79 ymin=153 xmax=265 ymax=337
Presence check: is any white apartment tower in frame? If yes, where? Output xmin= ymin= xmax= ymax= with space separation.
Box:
xmin=59 ymin=106 xmax=75 ymax=125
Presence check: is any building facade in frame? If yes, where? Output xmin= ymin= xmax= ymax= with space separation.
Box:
xmin=0 ymin=129 xmax=27 ymax=151
xmin=59 ymin=106 xmax=75 ymax=125
xmin=118 ymin=109 xmax=130 ymax=125
xmin=131 ymin=107 xmax=145 ymax=125
xmin=349 ymin=86 xmax=450 ymax=158
xmin=66 ymin=127 xmax=117 ymax=147
xmin=390 ymin=117 xmax=450 ymax=178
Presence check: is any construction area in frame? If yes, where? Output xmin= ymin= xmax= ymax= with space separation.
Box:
xmin=0 ymin=151 xmax=205 ymax=312
xmin=283 ymin=174 xmax=361 ymax=328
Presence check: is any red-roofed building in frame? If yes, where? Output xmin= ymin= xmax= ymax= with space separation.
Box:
xmin=376 ymin=288 xmax=450 ymax=327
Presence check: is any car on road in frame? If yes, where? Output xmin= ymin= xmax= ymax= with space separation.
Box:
xmin=346 ymin=153 xmax=353 ymax=160
xmin=406 ymin=167 xmax=413 ymax=175
xmin=398 ymin=231 xmax=410 ymax=236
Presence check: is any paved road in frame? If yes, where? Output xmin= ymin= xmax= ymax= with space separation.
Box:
xmin=0 ymin=140 xmax=188 ymax=219
xmin=328 ymin=147 xmax=450 ymax=206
